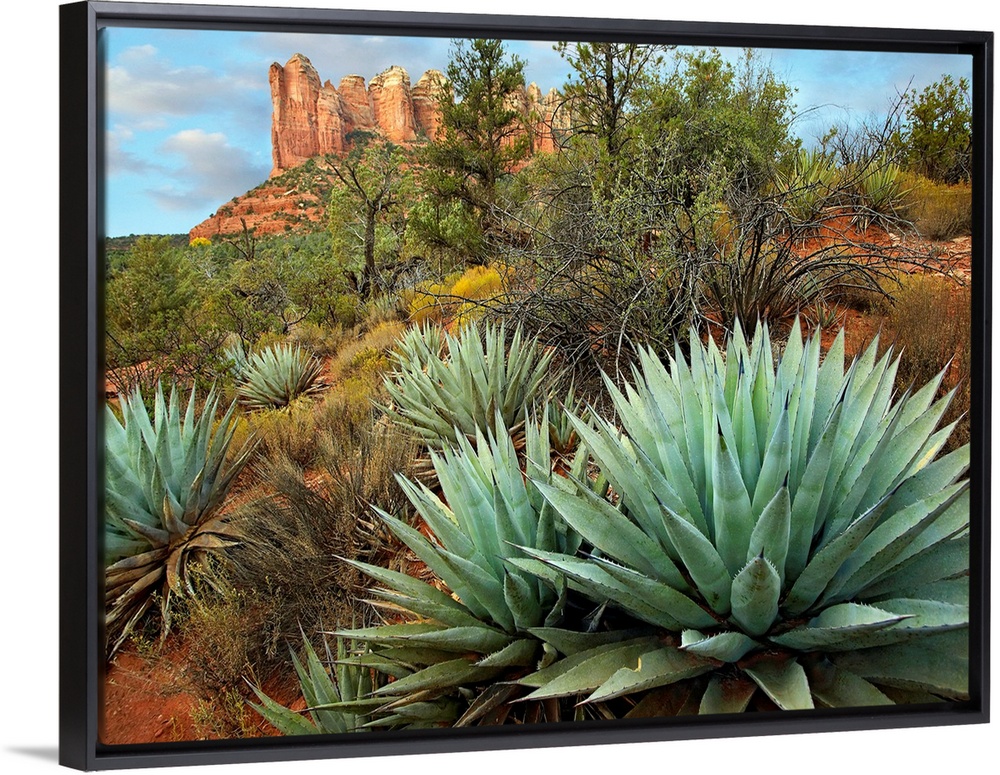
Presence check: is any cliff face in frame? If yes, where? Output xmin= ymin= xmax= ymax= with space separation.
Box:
xmin=268 ymin=54 xmax=563 ymax=175
xmin=192 ymin=55 xmax=565 ymax=239
xmin=269 ymin=56 xmax=447 ymax=175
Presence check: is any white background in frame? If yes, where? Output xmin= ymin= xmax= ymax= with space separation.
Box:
xmin=1 ymin=0 xmax=995 ymax=773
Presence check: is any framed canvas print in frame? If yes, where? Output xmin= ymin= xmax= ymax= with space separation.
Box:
xmin=59 ymin=0 xmax=991 ymax=770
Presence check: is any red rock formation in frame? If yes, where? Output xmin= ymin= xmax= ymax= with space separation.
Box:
xmin=369 ymin=66 xmax=417 ymax=143
xmin=316 ymin=82 xmax=349 ymax=156
xmin=532 ymin=86 xmax=569 ymax=154
xmin=192 ymin=57 xmax=567 ymax=239
xmin=268 ymin=55 xmax=563 ymax=176
xmin=338 ymin=75 xmax=376 ymax=132
xmin=269 ymin=54 xmax=323 ymax=176
xmin=412 ymin=70 xmax=447 ymax=140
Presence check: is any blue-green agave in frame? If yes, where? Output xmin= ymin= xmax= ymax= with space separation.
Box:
xmin=382 ymin=321 xmax=555 ymax=449
xmin=250 ymin=634 xmax=381 ymax=735
xmin=518 ymin=320 xmax=969 ymax=712
xmin=332 ymin=420 xmax=628 ymax=726
xmin=236 ymin=343 xmax=326 ymax=410
xmin=281 ymin=320 xmax=968 ymax=727
xmin=104 ymin=382 xmax=257 ymax=654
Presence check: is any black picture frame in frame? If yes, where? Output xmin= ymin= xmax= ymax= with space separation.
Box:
xmin=59 ymin=1 xmax=992 ymax=770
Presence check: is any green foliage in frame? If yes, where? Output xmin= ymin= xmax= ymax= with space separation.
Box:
xmin=638 ymin=48 xmax=800 ymax=202
xmin=382 ymin=321 xmax=555 ymax=448
xmin=896 ymin=75 xmax=972 ymax=184
xmin=778 ymin=148 xmax=841 ymax=224
xmin=236 ymin=343 xmax=326 ymax=411
xmin=555 ymin=41 xmax=669 ymax=198
xmin=492 ymin=47 xmax=805 ymax=366
xmin=104 ymin=382 xmax=257 ymax=654
xmin=335 ymin=319 xmax=967 ymax=725
xmin=849 ymin=158 xmax=910 ymax=230
xmin=334 ymin=420 xmax=593 ymax=726
xmin=105 ymin=236 xmax=227 ymax=395
xmin=417 ymin=39 xmax=531 ymax=257
xmin=202 ymin=229 xmax=344 ymax=348
xmin=327 ymin=137 xmax=415 ymax=299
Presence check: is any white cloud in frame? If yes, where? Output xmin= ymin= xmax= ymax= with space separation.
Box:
xmin=105 ymin=125 xmax=164 ymax=176
xmin=105 ymin=46 xmax=264 ymax=119
xmin=148 ymin=129 xmax=269 ymax=212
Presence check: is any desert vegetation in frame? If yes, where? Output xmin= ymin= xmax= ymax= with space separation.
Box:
xmin=101 ymin=40 xmax=973 ymax=742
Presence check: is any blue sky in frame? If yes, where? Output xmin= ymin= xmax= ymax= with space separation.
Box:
xmin=102 ymin=26 xmax=972 ymax=237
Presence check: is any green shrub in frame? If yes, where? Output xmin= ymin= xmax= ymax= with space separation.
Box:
xmin=335 ymin=421 xmax=601 ymax=726
xmin=777 ymin=148 xmax=841 ymax=225
xmin=849 ymin=159 xmax=910 ymax=230
xmin=510 ymin=320 xmax=969 ymax=711
xmin=250 ymin=634 xmax=380 ymax=735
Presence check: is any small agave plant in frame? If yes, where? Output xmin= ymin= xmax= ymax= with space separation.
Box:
xmin=236 ymin=343 xmax=326 ymax=410
xmin=104 ymin=382 xmax=257 ymax=655
xmin=332 ymin=420 xmax=622 ymax=727
xmin=517 ymin=319 xmax=969 ymax=712
xmin=250 ymin=634 xmax=380 ymax=735
xmin=382 ymin=321 xmax=555 ymax=449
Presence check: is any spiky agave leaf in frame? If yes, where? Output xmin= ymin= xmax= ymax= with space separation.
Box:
xmin=334 ymin=419 xmax=600 ymax=726
xmin=518 ymin=319 xmax=970 ymax=712
xmin=249 ymin=633 xmax=382 ymax=735
xmin=104 ymin=382 xmax=257 ymax=655
xmin=382 ymin=321 xmax=556 ymax=449
xmin=236 ymin=343 xmax=326 ymax=410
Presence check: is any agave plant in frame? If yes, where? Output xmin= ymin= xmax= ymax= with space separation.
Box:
xmin=513 ymin=319 xmax=969 ymax=712
xmin=778 ymin=148 xmax=841 ymax=225
xmin=333 ymin=420 xmax=618 ymax=726
xmin=236 ymin=343 xmax=326 ymax=410
xmin=222 ymin=339 xmax=249 ymax=379
xmin=850 ymin=158 xmax=911 ymax=230
xmin=250 ymin=634 xmax=379 ymax=735
xmin=382 ymin=321 xmax=555 ymax=449
xmin=104 ymin=383 xmax=257 ymax=655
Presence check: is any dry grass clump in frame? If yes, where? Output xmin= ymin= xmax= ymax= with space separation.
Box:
xmin=235 ymin=402 xmax=324 ymax=471
xmin=180 ymin=581 xmax=276 ymax=691
xmin=881 ymin=272 xmax=971 ymax=450
xmin=327 ymin=321 xmax=406 ymax=383
xmin=289 ymin=321 xmax=352 ymax=358
xmin=173 ymin=345 xmax=418 ymax=710
xmin=904 ymin=174 xmax=973 ymax=240
xmin=182 ymin=377 xmax=418 ymax=680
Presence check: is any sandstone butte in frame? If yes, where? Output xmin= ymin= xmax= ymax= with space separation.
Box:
xmin=190 ymin=54 xmax=565 ymax=240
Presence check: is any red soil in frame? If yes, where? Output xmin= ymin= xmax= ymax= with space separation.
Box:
xmin=102 ymin=637 xmax=304 ymax=745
